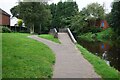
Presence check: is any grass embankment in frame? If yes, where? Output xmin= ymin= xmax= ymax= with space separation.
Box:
xmin=79 ymin=28 xmax=114 ymax=42
xmin=39 ymin=34 xmax=61 ymax=43
xmin=77 ymin=44 xmax=119 ymax=79
xmin=2 ymin=33 xmax=55 ymax=78
xmin=0 ymin=33 xmax=2 ymax=79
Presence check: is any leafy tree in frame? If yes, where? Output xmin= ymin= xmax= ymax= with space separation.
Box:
xmin=69 ymin=3 xmax=105 ymax=35
xmin=70 ymin=13 xmax=88 ymax=35
xmin=50 ymin=1 xmax=79 ymax=29
xmin=10 ymin=5 xmax=20 ymax=18
xmin=49 ymin=3 xmax=57 ymax=28
xmin=105 ymin=13 xmax=112 ymax=26
xmin=111 ymin=1 xmax=120 ymax=35
xmin=17 ymin=19 xmax=23 ymax=31
xmin=17 ymin=19 xmax=23 ymax=27
xmin=81 ymin=3 xmax=105 ymax=27
xmin=10 ymin=2 xmax=51 ymax=34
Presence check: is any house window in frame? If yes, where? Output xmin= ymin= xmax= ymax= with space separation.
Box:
xmin=101 ymin=21 xmax=104 ymax=28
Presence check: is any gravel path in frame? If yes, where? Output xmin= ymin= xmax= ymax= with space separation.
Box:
xmin=29 ymin=33 xmax=101 ymax=78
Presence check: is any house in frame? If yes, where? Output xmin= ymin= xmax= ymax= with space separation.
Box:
xmin=0 ymin=8 xmax=10 ymax=26
xmin=95 ymin=19 xmax=109 ymax=30
xmin=85 ymin=14 xmax=109 ymax=30
xmin=10 ymin=17 xmax=18 ymax=26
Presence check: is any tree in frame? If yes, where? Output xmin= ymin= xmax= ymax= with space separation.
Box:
xmin=49 ymin=3 xmax=57 ymax=28
xmin=81 ymin=3 xmax=105 ymax=27
xmin=111 ymin=1 xmax=120 ymax=35
xmin=105 ymin=13 xmax=112 ymax=26
xmin=70 ymin=13 xmax=88 ymax=35
xmin=49 ymin=1 xmax=79 ymax=29
xmin=69 ymin=3 xmax=105 ymax=35
xmin=17 ymin=19 xmax=23 ymax=27
xmin=10 ymin=5 xmax=20 ymax=18
xmin=10 ymin=2 xmax=51 ymax=34
xmin=17 ymin=19 xmax=23 ymax=31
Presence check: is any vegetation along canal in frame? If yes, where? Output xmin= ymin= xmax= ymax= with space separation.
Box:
xmin=77 ymin=38 xmax=120 ymax=72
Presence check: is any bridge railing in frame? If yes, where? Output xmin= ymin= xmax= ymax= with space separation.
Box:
xmin=59 ymin=28 xmax=77 ymax=44
xmin=66 ymin=28 xmax=77 ymax=44
xmin=49 ymin=28 xmax=58 ymax=38
xmin=59 ymin=28 xmax=67 ymax=32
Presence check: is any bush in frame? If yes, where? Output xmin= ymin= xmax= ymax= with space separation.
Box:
xmin=90 ymin=27 xmax=103 ymax=33
xmin=91 ymin=34 xmax=97 ymax=39
xmin=1 ymin=26 xmax=12 ymax=33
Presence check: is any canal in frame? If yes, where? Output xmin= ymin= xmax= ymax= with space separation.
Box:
xmin=77 ymin=38 xmax=120 ymax=72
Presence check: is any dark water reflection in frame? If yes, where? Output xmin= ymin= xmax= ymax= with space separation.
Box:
xmin=77 ymin=38 xmax=120 ymax=72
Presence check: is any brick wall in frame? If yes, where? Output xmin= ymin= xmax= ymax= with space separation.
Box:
xmin=95 ymin=20 xmax=109 ymax=30
xmin=100 ymin=20 xmax=109 ymax=30
xmin=0 ymin=13 xmax=10 ymax=26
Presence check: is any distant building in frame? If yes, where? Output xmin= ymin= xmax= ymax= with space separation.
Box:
xmin=0 ymin=8 xmax=10 ymax=26
xmin=10 ymin=17 xmax=18 ymax=26
xmin=95 ymin=19 xmax=109 ymax=30
xmin=85 ymin=14 xmax=109 ymax=30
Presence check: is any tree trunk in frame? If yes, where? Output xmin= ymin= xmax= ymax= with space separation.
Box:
xmin=39 ymin=24 xmax=41 ymax=35
xmin=30 ymin=27 xmax=33 ymax=34
xmin=30 ymin=24 xmax=34 ymax=34
xmin=33 ymin=24 xmax=34 ymax=33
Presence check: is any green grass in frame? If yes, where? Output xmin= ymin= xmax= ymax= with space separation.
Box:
xmin=77 ymin=44 xmax=120 ymax=80
xmin=39 ymin=34 xmax=61 ymax=44
xmin=2 ymin=33 xmax=55 ymax=78
xmin=0 ymin=33 xmax=2 ymax=79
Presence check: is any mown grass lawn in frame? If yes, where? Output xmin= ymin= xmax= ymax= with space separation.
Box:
xmin=77 ymin=44 xmax=120 ymax=80
xmin=2 ymin=33 xmax=55 ymax=78
xmin=0 ymin=33 xmax=2 ymax=79
xmin=39 ymin=34 xmax=61 ymax=44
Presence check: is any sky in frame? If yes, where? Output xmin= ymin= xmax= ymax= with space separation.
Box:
xmin=49 ymin=0 xmax=114 ymax=13
xmin=0 ymin=0 xmax=114 ymax=26
xmin=0 ymin=0 xmax=114 ymax=15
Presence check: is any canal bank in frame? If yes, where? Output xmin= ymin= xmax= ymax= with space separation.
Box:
xmin=75 ymin=27 xmax=120 ymax=79
xmin=77 ymin=38 xmax=119 ymax=72
xmin=76 ymin=28 xmax=120 ymax=72
xmin=77 ymin=44 xmax=119 ymax=79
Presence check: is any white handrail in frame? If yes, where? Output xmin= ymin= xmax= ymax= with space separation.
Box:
xmin=67 ymin=28 xmax=77 ymax=44
xmin=54 ymin=28 xmax=57 ymax=33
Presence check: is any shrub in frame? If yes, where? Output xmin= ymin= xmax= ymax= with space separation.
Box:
xmin=0 ymin=27 xmax=2 ymax=33
xmin=91 ymin=34 xmax=97 ymax=39
xmin=17 ymin=19 xmax=23 ymax=27
xmin=90 ymin=27 xmax=103 ymax=33
xmin=1 ymin=26 xmax=12 ymax=33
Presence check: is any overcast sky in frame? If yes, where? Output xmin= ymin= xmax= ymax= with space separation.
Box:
xmin=0 ymin=0 xmax=114 ymax=16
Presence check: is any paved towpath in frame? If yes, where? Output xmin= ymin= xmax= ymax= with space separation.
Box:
xmin=29 ymin=33 xmax=101 ymax=78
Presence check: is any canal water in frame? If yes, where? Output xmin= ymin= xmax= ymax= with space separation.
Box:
xmin=77 ymin=38 xmax=120 ymax=72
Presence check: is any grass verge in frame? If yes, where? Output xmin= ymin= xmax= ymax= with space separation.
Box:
xmin=77 ymin=44 xmax=119 ymax=80
xmin=39 ymin=34 xmax=61 ymax=44
xmin=0 ymin=33 xmax=2 ymax=79
xmin=2 ymin=33 xmax=55 ymax=78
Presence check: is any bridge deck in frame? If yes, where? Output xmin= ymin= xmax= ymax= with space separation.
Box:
xmin=29 ymin=33 xmax=101 ymax=78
